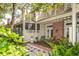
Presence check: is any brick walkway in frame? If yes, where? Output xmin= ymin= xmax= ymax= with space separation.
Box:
xmin=26 ymin=43 xmax=51 ymax=56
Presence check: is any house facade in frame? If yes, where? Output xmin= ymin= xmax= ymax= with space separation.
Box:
xmin=13 ymin=3 xmax=79 ymax=43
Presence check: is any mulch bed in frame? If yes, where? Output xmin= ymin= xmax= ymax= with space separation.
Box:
xmin=33 ymin=41 xmax=51 ymax=51
xmin=32 ymin=43 xmax=51 ymax=51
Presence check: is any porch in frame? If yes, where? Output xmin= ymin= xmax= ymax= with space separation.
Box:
xmin=13 ymin=12 xmax=79 ymax=44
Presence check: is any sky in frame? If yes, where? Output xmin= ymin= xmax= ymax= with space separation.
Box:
xmin=2 ymin=9 xmax=22 ymax=25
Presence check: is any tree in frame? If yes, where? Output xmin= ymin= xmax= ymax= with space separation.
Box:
xmin=6 ymin=3 xmax=31 ymax=29
xmin=31 ymin=3 xmax=64 ymax=13
xmin=0 ymin=3 xmax=64 ymax=28
xmin=0 ymin=3 xmax=13 ymax=27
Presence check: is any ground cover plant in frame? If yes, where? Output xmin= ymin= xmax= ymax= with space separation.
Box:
xmin=49 ymin=38 xmax=79 ymax=56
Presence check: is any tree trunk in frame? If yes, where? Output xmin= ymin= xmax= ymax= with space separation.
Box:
xmin=10 ymin=3 xmax=16 ymax=30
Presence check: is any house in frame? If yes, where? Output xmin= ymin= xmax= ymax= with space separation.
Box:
xmin=13 ymin=3 xmax=79 ymax=44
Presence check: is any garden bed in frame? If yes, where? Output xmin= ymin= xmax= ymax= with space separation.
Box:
xmin=34 ymin=41 xmax=51 ymax=48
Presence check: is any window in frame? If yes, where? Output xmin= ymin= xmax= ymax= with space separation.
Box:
xmin=25 ymin=23 xmax=28 ymax=29
xmin=25 ymin=23 xmax=35 ymax=30
xmin=51 ymin=30 xmax=53 ymax=37
xmin=77 ymin=27 xmax=79 ymax=32
xmin=30 ymin=23 xmax=35 ymax=30
xmin=67 ymin=28 xmax=69 ymax=38
xmin=37 ymin=24 xmax=40 ymax=33
xmin=37 ymin=24 xmax=40 ymax=30
xmin=67 ymin=4 xmax=71 ymax=9
xmin=47 ymin=29 xmax=53 ymax=38
xmin=66 ymin=4 xmax=72 ymax=12
xmin=48 ymin=30 xmax=49 ymax=38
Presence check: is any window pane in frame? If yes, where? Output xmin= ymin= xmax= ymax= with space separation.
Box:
xmin=25 ymin=23 xmax=28 ymax=29
xmin=37 ymin=24 xmax=40 ymax=30
xmin=28 ymin=23 xmax=35 ymax=30
xmin=30 ymin=23 xmax=35 ymax=30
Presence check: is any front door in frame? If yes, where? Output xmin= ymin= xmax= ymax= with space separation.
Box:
xmin=47 ymin=27 xmax=53 ymax=38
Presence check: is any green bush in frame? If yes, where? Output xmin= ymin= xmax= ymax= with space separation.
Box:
xmin=50 ymin=38 xmax=79 ymax=56
xmin=36 ymin=52 xmax=46 ymax=56
xmin=0 ymin=26 xmax=29 ymax=56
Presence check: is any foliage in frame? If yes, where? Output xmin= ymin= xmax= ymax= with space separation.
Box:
xmin=31 ymin=3 xmax=64 ymax=13
xmin=0 ymin=26 xmax=29 ymax=56
xmin=0 ymin=3 xmax=4 ymax=13
xmin=49 ymin=38 xmax=79 ymax=56
xmin=36 ymin=52 xmax=46 ymax=56
xmin=45 ymin=42 xmax=55 ymax=49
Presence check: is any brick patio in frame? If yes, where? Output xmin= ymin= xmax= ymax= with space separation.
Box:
xmin=26 ymin=43 xmax=51 ymax=56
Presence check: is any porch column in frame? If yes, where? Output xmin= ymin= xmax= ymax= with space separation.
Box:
xmin=72 ymin=3 xmax=77 ymax=45
xmin=22 ymin=8 xmax=26 ymax=40
xmin=35 ymin=22 xmax=37 ymax=41
xmin=55 ymin=5 xmax=57 ymax=15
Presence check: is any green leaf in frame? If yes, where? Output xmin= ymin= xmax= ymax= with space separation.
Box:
xmin=0 ymin=40 xmax=8 ymax=48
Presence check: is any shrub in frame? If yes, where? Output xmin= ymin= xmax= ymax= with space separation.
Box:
xmin=36 ymin=52 xmax=46 ymax=56
xmin=50 ymin=38 xmax=79 ymax=56
xmin=0 ymin=26 xmax=29 ymax=56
